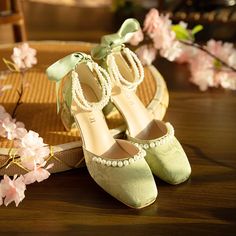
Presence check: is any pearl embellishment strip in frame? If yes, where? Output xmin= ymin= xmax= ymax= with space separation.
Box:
xmin=131 ymin=123 xmax=175 ymax=150
xmin=92 ymin=145 xmax=146 ymax=168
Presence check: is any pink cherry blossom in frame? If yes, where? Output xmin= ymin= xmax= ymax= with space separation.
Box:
xmin=215 ymin=71 xmax=236 ymax=90
xmin=15 ymin=127 xmax=28 ymax=139
xmin=143 ymin=8 xmax=160 ymax=36
xmin=24 ymin=162 xmax=53 ymax=185
xmin=16 ymin=130 xmax=50 ymax=170
xmin=144 ymin=9 xmax=181 ymax=61
xmin=11 ymin=43 xmax=37 ymax=70
xmin=139 ymin=8 xmax=236 ymax=91
xmin=0 ymin=175 xmax=26 ymax=207
xmin=0 ymin=107 xmax=27 ymax=139
xmin=0 ymin=117 xmax=15 ymax=139
xmin=175 ymin=44 xmax=197 ymax=64
xmin=0 ymin=117 xmax=26 ymax=140
xmin=0 ymin=105 xmax=53 ymax=207
xmin=129 ymin=29 xmax=144 ymax=46
xmin=206 ymin=40 xmax=233 ymax=65
xmin=0 ymin=107 xmax=11 ymax=137
xmin=160 ymin=41 xmax=182 ymax=62
xmin=228 ymin=52 xmax=236 ymax=68
xmin=187 ymin=48 xmax=236 ymax=90
xmin=190 ymin=68 xmax=215 ymax=91
xmin=135 ymin=45 xmax=157 ymax=66
xmin=188 ymin=51 xmax=215 ymax=91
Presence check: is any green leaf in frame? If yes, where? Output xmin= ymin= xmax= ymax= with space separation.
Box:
xmin=2 ymin=58 xmax=19 ymax=72
xmin=171 ymin=25 xmax=192 ymax=41
xmin=214 ymin=59 xmax=222 ymax=69
xmin=191 ymin=25 xmax=203 ymax=35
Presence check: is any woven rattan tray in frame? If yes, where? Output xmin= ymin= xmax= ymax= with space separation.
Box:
xmin=0 ymin=41 xmax=169 ymax=175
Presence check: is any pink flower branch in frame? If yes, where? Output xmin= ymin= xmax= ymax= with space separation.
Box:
xmin=3 ymin=43 xmax=37 ymax=119
xmin=11 ymin=72 xmax=24 ymax=118
xmin=128 ymin=8 xmax=236 ymax=91
xmin=180 ymin=40 xmax=236 ymax=72
xmin=0 ymin=105 xmax=52 ymax=207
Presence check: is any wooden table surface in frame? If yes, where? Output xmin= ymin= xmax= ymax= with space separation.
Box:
xmin=0 ymin=42 xmax=236 ymax=236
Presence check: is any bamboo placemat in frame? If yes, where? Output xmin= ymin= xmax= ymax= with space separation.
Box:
xmin=0 ymin=41 xmax=169 ymax=175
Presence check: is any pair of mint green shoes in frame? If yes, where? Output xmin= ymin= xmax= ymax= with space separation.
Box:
xmin=46 ymin=19 xmax=191 ymax=209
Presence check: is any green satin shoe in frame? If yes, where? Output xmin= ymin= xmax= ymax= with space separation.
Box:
xmin=91 ymin=18 xmax=191 ymax=185
xmin=84 ymin=140 xmax=157 ymax=209
xmin=46 ymin=52 xmax=157 ymax=208
xmin=127 ymin=122 xmax=191 ymax=185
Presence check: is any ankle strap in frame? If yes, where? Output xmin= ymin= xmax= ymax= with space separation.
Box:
xmin=46 ymin=53 xmax=92 ymax=113
xmin=72 ymin=62 xmax=112 ymax=112
xmin=107 ymin=47 xmax=144 ymax=91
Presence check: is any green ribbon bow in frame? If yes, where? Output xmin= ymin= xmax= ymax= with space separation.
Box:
xmin=91 ymin=18 xmax=141 ymax=61
xmin=46 ymin=52 xmax=92 ymax=113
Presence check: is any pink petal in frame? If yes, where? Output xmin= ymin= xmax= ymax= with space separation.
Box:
xmin=4 ymin=187 xmax=17 ymax=206
xmin=16 ymin=121 xmax=25 ymax=128
xmin=15 ymin=127 xmax=27 ymax=140
xmin=143 ymin=8 xmax=160 ymax=35
xmin=46 ymin=163 xmax=54 ymax=170
xmin=36 ymin=146 xmax=50 ymax=159
xmin=0 ymin=112 xmax=11 ymax=122
xmin=24 ymin=167 xmax=50 ymax=185
xmin=11 ymin=43 xmax=37 ymax=70
xmin=20 ymin=155 xmax=36 ymax=170
xmin=1 ymin=175 xmax=26 ymax=207
xmin=23 ymin=171 xmax=36 ymax=185
xmin=12 ymin=47 xmax=21 ymax=57
xmin=35 ymin=168 xmax=50 ymax=182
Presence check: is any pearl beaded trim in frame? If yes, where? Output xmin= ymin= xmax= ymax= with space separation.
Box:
xmin=71 ymin=60 xmax=112 ymax=111
xmin=91 ymin=145 xmax=146 ymax=168
xmin=131 ymin=123 xmax=175 ymax=150
xmin=107 ymin=47 xmax=144 ymax=91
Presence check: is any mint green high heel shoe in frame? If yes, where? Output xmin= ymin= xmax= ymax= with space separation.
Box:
xmin=91 ymin=19 xmax=191 ymax=185
xmin=46 ymin=52 xmax=157 ymax=208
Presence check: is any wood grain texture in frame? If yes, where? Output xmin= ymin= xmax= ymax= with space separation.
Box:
xmin=0 ymin=54 xmax=235 ymax=235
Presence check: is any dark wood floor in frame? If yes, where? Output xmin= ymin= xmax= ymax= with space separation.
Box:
xmin=0 ymin=2 xmax=236 ymax=236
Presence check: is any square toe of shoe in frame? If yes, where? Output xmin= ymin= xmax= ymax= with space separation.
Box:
xmin=145 ymin=138 xmax=191 ymax=185
xmin=161 ymin=159 xmax=191 ymax=185
xmin=86 ymin=158 xmax=158 ymax=209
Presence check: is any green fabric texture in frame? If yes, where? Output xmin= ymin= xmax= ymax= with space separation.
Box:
xmin=127 ymin=122 xmax=191 ymax=185
xmin=83 ymin=142 xmax=158 ymax=209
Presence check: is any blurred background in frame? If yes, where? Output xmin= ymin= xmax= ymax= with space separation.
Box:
xmin=0 ymin=0 xmax=236 ymax=44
